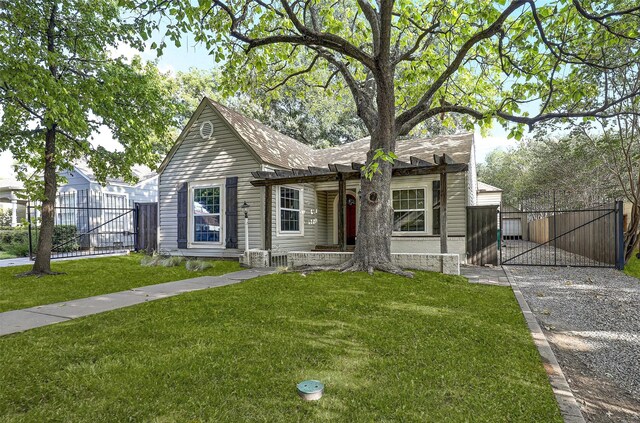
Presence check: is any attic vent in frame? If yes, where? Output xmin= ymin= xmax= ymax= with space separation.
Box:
xmin=199 ymin=120 xmax=214 ymax=140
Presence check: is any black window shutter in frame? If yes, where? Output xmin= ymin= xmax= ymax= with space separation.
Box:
xmin=177 ymin=182 xmax=188 ymax=249
xmin=225 ymin=177 xmax=238 ymax=248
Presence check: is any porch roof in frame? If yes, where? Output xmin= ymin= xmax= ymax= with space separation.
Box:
xmin=250 ymin=154 xmax=468 ymax=187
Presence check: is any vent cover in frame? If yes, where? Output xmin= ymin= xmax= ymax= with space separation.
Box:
xmin=199 ymin=120 xmax=214 ymax=140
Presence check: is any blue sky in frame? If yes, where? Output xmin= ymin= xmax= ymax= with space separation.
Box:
xmin=0 ymin=34 xmax=521 ymax=179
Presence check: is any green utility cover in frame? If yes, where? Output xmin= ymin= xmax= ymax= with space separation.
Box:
xmin=297 ymin=380 xmax=324 ymax=394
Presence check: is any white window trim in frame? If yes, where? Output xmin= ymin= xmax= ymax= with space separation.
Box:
xmin=56 ymin=189 xmax=78 ymax=226
xmin=276 ymin=185 xmax=304 ymax=237
xmin=391 ymin=187 xmax=428 ymax=235
xmin=188 ymin=179 xmax=226 ymax=248
xmin=101 ymin=192 xmax=130 ymax=233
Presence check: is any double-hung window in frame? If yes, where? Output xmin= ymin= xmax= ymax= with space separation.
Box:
xmin=279 ymin=187 xmax=301 ymax=233
xmin=392 ymin=188 xmax=426 ymax=232
xmin=192 ymin=185 xmax=222 ymax=243
xmin=56 ymin=192 xmax=76 ymax=226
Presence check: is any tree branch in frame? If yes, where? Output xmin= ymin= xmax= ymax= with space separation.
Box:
xmin=396 ymin=0 xmax=528 ymax=133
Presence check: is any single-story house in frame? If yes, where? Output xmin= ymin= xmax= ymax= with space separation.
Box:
xmin=0 ymin=178 xmax=27 ymax=227
xmin=55 ymin=163 xmax=158 ymax=248
xmin=476 ymin=181 xmax=502 ymax=206
xmin=2 ymin=164 xmax=157 ymax=248
xmin=157 ymin=97 xmax=481 ymax=263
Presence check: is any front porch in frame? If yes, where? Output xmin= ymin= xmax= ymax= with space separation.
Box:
xmin=248 ymin=154 xmax=469 ymax=268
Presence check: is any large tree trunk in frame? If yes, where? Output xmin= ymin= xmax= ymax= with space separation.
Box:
xmin=345 ymin=66 xmax=412 ymax=277
xmin=350 ymin=141 xmax=395 ymax=272
xmin=31 ymin=127 xmax=58 ymax=275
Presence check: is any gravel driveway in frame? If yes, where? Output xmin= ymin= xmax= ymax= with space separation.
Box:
xmin=508 ymin=266 xmax=640 ymax=422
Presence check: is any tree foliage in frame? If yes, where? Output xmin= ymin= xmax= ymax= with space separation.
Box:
xmin=172 ymin=68 xmax=462 ymax=148
xmin=125 ymin=0 xmax=640 ymax=273
xmin=0 ymin=0 xmax=181 ymax=274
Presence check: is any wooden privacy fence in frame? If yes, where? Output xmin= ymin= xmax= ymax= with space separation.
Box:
xmin=528 ymin=206 xmax=616 ymax=265
xmin=135 ymin=202 xmax=158 ymax=254
xmin=466 ymin=205 xmax=498 ymax=266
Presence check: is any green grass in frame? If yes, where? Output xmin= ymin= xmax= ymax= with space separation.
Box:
xmin=0 ymin=250 xmax=17 ymax=260
xmin=0 ymin=254 xmax=242 ymax=312
xmin=0 ymin=271 xmax=562 ymax=422
xmin=624 ymin=251 xmax=640 ymax=279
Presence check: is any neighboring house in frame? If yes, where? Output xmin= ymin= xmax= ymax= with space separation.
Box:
xmin=1 ymin=164 xmax=157 ymax=247
xmin=501 ymin=204 xmax=527 ymax=240
xmin=157 ymin=97 xmax=481 ymax=262
xmin=476 ymin=181 xmax=502 ymax=206
xmin=0 ymin=178 xmax=27 ymax=227
xmin=56 ymin=164 xmax=158 ymax=248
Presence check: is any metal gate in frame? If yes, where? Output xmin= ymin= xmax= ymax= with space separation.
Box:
xmin=499 ymin=192 xmax=624 ymax=269
xmin=27 ymin=190 xmax=156 ymax=260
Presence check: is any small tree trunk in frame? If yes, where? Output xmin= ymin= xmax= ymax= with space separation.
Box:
xmin=31 ymin=127 xmax=58 ymax=275
xmin=624 ymin=202 xmax=640 ymax=263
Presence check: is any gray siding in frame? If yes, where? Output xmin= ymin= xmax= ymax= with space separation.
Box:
xmin=159 ymin=103 xmax=262 ymax=257
xmin=467 ymin=138 xmax=478 ymax=206
xmin=315 ymin=191 xmax=328 ymax=245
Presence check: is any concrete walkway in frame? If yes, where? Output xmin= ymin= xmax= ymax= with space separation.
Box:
xmin=460 ymin=265 xmax=510 ymax=286
xmin=0 ymin=267 xmax=275 ymax=336
xmin=0 ymin=252 xmax=129 ymax=268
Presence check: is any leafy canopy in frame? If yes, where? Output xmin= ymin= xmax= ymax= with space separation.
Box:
xmin=0 ymin=0 xmax=181 ymax=196
xmin=127 ymin=0 xmax=640 ymax=140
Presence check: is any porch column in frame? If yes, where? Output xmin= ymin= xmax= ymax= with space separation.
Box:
xmin=338 ymin=175 xmax=346 ymax=251
xmin=264 ymin=185 xmax=272 ymax=251
xmin=439 ymin=171 xmax=448 ymax=253
xmin=11 ymin=194 xmax=18 ymax=227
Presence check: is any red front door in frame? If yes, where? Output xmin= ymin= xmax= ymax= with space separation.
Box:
xmin=346 ymin=194 xmax=357 ymax=245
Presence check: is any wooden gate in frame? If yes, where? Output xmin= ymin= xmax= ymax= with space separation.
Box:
xmin=135 ymin=202 xmax=158 ymax=253
xmin=466 ymin=205 xmax=499 ymax=266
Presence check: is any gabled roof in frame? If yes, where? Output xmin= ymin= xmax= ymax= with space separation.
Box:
xmin=477 ymin=181 xmax=503 ymax=192
xmin=71 ymin=162 xmax=156 ymax=185
xmin=315 ymin=133 xmax=474 ymax=166
xmin=159 ymin=97 xmax=475 ymax=173
xmin=212 ymin=100 xmax=316 ymax=169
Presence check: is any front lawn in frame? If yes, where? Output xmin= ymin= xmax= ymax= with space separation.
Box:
xmin=0 ymin=254 xmax=241 ymax=312
xmin=0 ymin=250 xmax=17 ymax=260
xmin=0 ymin=271 xmax=562 ymax=422
xmin=624 ymin=252 xmax=640 ymax=279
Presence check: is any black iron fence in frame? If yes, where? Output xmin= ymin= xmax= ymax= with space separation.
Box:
xmin=499 ymin=191 xmax=624 ymax=269
xmin=27 ymin=190 xmax=157 ymax=260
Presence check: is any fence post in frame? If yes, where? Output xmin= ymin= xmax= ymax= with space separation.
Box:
xmin=134 ymin=203 xmax=139 ymax=252
xmin=27 ymin=203 xmax=33 ymax=261
xmin=616 ymin=200 xmax=625 ymax=270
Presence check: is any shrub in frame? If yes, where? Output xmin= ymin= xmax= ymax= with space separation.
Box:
xmin=185 ymin=260 xmax=213 ymax=272
xmin=0 ymin=229 xmax=29 ymax=246
xmin=140 ymin=254 xmax=161 ymax=267
xmin=140 ymin=254 xmax=184 ymax=268
xmin=0 ymin=209 xmax=13 ymax=228
xmin=5 ymin=242 xmax=30 ymax=257
xmin=0 ymin=229 xmax=30 ymax=257
xmin=157 ymin=256 xmax=184 ymax=267
xmin=52 ymin=225 xmax=79 ymax=253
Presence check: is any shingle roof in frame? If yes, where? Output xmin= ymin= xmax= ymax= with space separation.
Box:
xmin=314 ymin=133 xmax=474 ymax=166
xmin=477 ymin=181 xmax=503 ymax=192
xmin=211 ymin=100 xmax=316 ymax=169
xmin=207 ymin=99 xmax=474 ymax=168
xmin=73 ymin=162 xmax=157 ymax=185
